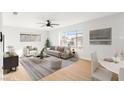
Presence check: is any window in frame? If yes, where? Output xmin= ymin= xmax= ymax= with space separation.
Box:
xmin=20 ymin=33 xmax=41 ymax=42
xmin=60 ymin=31 xmax=83 ymax=49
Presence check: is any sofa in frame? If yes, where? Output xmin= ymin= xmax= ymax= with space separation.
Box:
xmin=46 ymin=46 xmax=73 ymax=59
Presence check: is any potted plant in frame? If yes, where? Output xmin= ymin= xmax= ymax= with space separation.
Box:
xmin=45 ymin=38 xmax=51 ymax=48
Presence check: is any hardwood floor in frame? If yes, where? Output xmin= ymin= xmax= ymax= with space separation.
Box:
xmin=4 ymin=63 xmax=32 ymax=81
xmin=42 ymin=59 xmax=92 ymax=81
xmin=4 ymin=59 xmax=117 ymax=81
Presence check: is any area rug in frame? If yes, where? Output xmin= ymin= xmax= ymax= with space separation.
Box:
xmin=20 ymin=56 xmax=76 ymax=80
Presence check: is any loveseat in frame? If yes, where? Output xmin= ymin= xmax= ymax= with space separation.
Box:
xmin=46 ymin=46 xmax=73 ymax=59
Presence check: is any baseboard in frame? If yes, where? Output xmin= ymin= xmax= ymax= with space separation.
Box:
xmin=79 ymin=58 xmax=91 ymax=62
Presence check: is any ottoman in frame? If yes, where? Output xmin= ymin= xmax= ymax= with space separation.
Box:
xmin=51 ymin=59 xmax=62 ymax=69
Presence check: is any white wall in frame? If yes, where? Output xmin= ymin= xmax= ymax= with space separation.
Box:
xmin=2 ymin=26 xmax=47 ymax=56
xmin=49 ymin=13 xmax=124 ymax=60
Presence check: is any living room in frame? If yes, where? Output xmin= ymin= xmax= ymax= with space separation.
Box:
xmin=1 ymin=12 xmax=124 ymax=81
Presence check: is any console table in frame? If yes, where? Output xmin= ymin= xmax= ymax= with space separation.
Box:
xmin=3 ymin=55 xmax=19 ymax=73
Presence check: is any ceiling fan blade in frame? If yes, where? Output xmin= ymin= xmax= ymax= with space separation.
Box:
xmin=40 ymin=24 xmax=46 ymax=27
xmin=37 ymin=23 xmax=45 ymax=24
xmin=50 ymin=25 xmax=53 ymax=28
xmin=51 ymin=24 xmax=60 ymax=25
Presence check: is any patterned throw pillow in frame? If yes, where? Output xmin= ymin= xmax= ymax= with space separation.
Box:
xmin=50 ymin=46 xmax=55 ymax=50
xmin=57 ymin=46 xmax=60 ymax=51
xmin=60 ymin=47 xmax=64 ymax=52
xmin=64 ymin=47 xmax=71 ymax=54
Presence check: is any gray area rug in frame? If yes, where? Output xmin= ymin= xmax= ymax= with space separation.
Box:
xmin=20 ymin=56 xmax=76 ymax=80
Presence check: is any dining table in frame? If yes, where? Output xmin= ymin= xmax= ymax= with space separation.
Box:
xmin=99 ymin=57 xmax=124 ymax=75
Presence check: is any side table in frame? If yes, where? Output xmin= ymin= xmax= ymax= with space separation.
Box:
xmin=3 ymin=55 xmax=19 ymax=73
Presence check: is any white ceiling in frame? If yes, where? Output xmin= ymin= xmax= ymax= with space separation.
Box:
xmin=2 ymin=12 xmax=118 ymax=29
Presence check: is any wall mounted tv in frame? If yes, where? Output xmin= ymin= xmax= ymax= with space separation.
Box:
xmin=89 ymin=28 xmax=112 ymax=45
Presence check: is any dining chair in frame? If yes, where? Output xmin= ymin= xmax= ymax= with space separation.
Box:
xmin=119 ymin=68 xmax=124 ymax=81
xmin=91 ymin=52 xmax=112 ymax=81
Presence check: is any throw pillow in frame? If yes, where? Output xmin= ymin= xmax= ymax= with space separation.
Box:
xmin=50 ymin=46 xmax=55 ymax=50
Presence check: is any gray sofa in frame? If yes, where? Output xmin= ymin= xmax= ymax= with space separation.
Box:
xmin=46 ymin=46 xmax=73 ymax=59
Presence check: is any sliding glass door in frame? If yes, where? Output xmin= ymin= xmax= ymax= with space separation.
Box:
xmin=60 ymin=31 xmax=83 ymax=50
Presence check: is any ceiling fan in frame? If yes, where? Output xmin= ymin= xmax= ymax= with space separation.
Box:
xmin=37 ymin=20 xmax=60 ymax=28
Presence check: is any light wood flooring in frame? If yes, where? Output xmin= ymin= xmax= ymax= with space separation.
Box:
xmin=42 ymin=59 xmax=91 ymax=81
xmin=4 ymin=59 xmax=118 ymax=81
xmin=4 ymin=63 xmax=32 ymax=81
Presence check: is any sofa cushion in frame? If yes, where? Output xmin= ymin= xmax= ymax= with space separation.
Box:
xmin=46 ymin=50 xmax=61 ymax=57
xmin=64 ymin=47 xmax=71 ymax=54
xmin=57 ymin=46 xmax=60 ymax=51
xmin=57 ymin=47 xmax=64 ymax=53
xmin=64 ymin=50 xmax=70 ymax=55
xmin=50 ymin=46 xmax=55 ymax=50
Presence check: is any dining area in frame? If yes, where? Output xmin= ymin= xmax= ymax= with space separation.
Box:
xmin=91 ymin=51 xmax=124 ymax=81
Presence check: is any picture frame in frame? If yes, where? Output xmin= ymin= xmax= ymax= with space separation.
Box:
xmin=89 ymin=28 xmax=112 ymax=45
xmin=0 ymin=32 xmax=2 ymax=42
